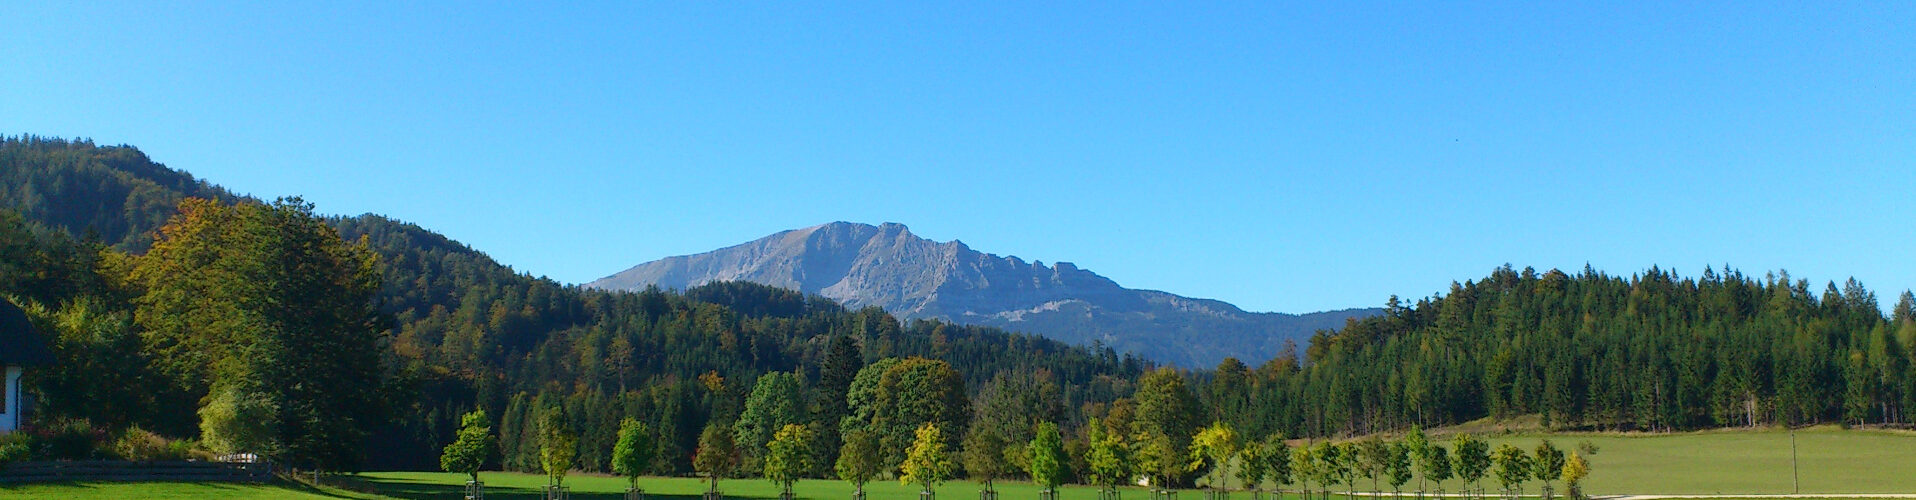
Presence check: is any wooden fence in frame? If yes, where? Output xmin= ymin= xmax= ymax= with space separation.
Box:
xmin=0 ymin=460 xmax=273 ymax=483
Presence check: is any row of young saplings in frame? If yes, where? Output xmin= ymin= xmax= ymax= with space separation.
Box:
xmin=439 ymin=408 xmax=1595 ymax=500
xmin=1194 ymin=425 xmax=1597 ymax=500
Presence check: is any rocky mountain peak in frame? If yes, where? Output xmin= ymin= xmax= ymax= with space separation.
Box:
xmin=587 ymin=222 xmax=1378 ymax=366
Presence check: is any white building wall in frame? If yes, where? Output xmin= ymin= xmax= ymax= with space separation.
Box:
xmin=1 ymin=365 xmax=19 ymax=432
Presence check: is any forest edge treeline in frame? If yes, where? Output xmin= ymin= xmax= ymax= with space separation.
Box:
xmin=3 ymin=137 xmax=1914 ymax=487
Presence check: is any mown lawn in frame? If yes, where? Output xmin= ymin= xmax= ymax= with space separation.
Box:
xmin=1353 ymin=427 xmax=1916 ymax=495
xmin=1165 ymin=426 xmax=1916 ymax=496
xmin=351 ymin=472 xmax=1183 ymax=500
xmin=3 ymin=427 xmax=1912 ymax=499
xmin=0 ymin=478 xmax=386 ymax=499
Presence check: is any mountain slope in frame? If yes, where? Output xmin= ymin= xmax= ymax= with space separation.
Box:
xmin=589 ymin=221 xmax=1379 ymax=367
xmin=0 ymin=136 xmax=1150 ymax=470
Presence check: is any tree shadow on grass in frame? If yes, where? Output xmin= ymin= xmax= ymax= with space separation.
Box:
xmin=263 ymin=478 xmax=381 ymax=499
xmin=339 ymin=475 xmax=717 ymax=500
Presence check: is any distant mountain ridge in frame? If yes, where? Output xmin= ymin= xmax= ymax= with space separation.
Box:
xmin=589 ymin=221 xmax=1379 ymax=367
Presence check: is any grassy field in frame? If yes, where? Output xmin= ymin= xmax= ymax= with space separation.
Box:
xmin=0 ymin=479 xmax=387 ymax=499
xmin=349 ymin=471 xmax=1195 ymax=500
xmin=1 ymin=427 xmax=1911 ymax=499
xmin=1377 ymin=426 xmax=1916 ymax=495
xmin=0 ymin=473 xmax=1193 ymax=500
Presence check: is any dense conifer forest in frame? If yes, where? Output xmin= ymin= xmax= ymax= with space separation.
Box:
xmin=3 ymin=136 xmax=1913 ymax=485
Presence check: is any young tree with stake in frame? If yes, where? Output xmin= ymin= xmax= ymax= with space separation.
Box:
xmin=1403 ymin=427 xmax=1431 ymax=494
xmin=1086 ymin=423 xmax=1133 ymax=499
xmin=963 ymin=425 xmax=1010 ymax=498
xmin=611 ymin=418 xmax=656 ymax=495
xmin=1290 ymin=444 xmax=1317 ymax=500
xmin=1452 ymin=434 xmax=1490 ymax=499
xmin=1313 ymin=441 xmax=1344 ymax=500
xmin=901 ymin=423 xmax=955 ymax=499
xmin=765 ymin=424 xmax=814 ymax=499
xmin=837 ymin=430 xmax=883 ymax=500
xmin=1264 ymin=436 xmax=1293 ymax=500
xmin=1490 ymin=444 xmax=1531 ymax=500
xmin=440 ymin=410 xmax=497 ymax=486
xmin=695 ymin=422 xmax=738 ymax=496
xmin=1356 ymin=437 xmax=1388 ymax=494
xmin=1561 ymin=453 xmax=1590 ymax=500
xmin=1335 ymin=442 xmax=1360 ymax=500
xmin=1238 ymin=438 xmax=1268 ymax=500
xmin=1386 ymin=441 xmax=1414 ymax=499
xmin=1188 ymin=421 xmax=1240 ymax=494
xmin=1532 ymin=440 xmax=1566 ymax=500
xmin=1027 ymin=423 xmax=1070 ymax=499
xmin=539 ymin=407 xmax=578 ymax=490
xmin=1422 ymin=445 xmax=1453 ymax=498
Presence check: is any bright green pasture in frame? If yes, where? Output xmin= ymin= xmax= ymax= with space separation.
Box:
xmin=2 ymin=428 xmax=1912 ymax=499
xmin=0 ymin=479 xmax=386 ymax=499
xmin=352 ymin=472 xmax=1187 ymax=500
xmin=1196 ymin=427 xmax=1916 ymax=496
xmin=1417 ymin=427 xmax=1916 ymax=495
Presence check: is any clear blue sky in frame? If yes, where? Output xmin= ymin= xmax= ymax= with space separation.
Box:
xmin=4 ymin=2 xmax=1912 ymax=313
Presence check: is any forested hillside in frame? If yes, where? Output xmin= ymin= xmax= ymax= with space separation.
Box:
xmin=0 ymin=136 xmax=1149 ymax=472
xmin=4 ymin=136 xmax=1914 ymax=486
xmin=0 ymin=135 xmax=242 ymax=251
xmin=1267 ymin=265 xmax=1916 ymax=439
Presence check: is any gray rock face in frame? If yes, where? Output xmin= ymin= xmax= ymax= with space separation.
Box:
xmin=587 ymin=222 xmax=1378 ymax=367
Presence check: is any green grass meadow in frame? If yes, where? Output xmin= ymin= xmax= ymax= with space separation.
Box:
xmin=1454 ymin=427 xmax=1915 ymax=495
xmin=2 ymin=427 xmax=1912 ymax=499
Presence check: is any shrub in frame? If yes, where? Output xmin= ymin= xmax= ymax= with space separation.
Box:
xmin=114 ymin=427 xmax=189 ymax=461
xmin=31 ymin=418 xmax=110 ymax=460
xmin=0 ymin=433 xmax=33 ymax=466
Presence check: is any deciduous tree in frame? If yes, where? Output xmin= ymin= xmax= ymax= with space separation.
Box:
xmin=901 ymin=423 xmax=955 ymax=495
xmin=1532 ymin=440 xmax=1566 ymax=498
xmin=1561 ymin=453 xmax=1590 ymax=500
xmin=1386 ymin=441 xmax=1413 ymax=497
xmin=1027 ymin=422 xmax=1070 ymax=494
xmin=963 ymin=424 xmax=1010 ymax=494
xmin=736 ymin=371 xmax=806 ymax=473
xmin=612 ymin=418 xmax=656 ymax=490
xmin=1453 ymin=434 xmax=1490 ymax=496
xmin=440 ymin=410 xmax=497 ymax=484
xmin=765 ymin=424 xmax=814 ymax=497
xmin=1491 ymin=444 xmax=1531 ymax=497
xmin=836 ymin=429 xmax=882 ymax=498
xmin=1188 ymin=421 xmax=1240 ymax=491
xmin=695 ymin=421 xmax=737 ymax=493
xmin=539 ymin=407 xmax=577 ymax=487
